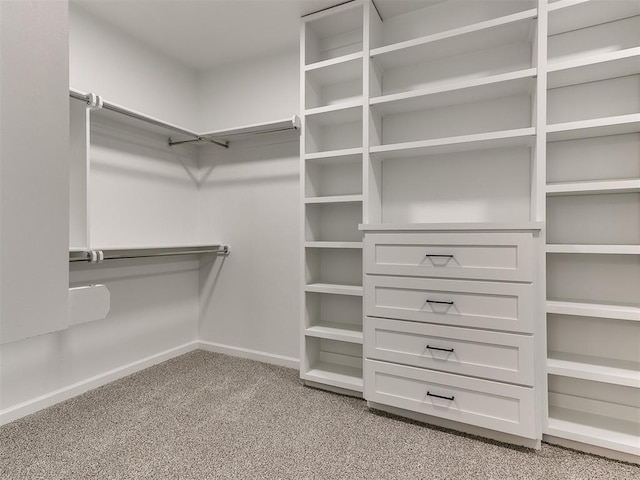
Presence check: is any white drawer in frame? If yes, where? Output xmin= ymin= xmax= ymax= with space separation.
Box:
xmin=364 ymin=233 xmax=534 ymax=282
xmin=365 ymin=276 xmax=534 ymax=333
xmin=364 ymin=360 xmax=536 ymax=438
xmin=364 ymin=317 xmax=534 ymax=386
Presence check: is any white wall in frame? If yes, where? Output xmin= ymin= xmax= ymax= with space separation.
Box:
xmin=197 ymin=49 xmax=301 ymax=362
xmin=69 ymin=5 xmax=199 ymax=130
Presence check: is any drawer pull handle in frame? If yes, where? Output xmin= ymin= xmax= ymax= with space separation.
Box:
xmin=427 ymin=391 xmax=455 ymax=401
xmin=426 ymin=345 xmax=454 ymax=353
xmin=425 ymin=254 xmax=454 ymax=258
xmin=426 ymin=300 xmax=454 ymax=305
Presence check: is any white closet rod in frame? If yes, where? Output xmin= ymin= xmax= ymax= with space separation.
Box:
xmin=69 ymin=89 xmax=300 ymax=147
xmin=69 ymin=245 xmax=230 ymax=263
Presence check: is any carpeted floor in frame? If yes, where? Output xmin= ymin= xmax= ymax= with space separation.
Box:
xmin=1 ymin=351 xmax=638 ymax=479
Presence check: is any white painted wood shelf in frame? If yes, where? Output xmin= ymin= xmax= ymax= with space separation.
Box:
xmin=305 ymin=52 xmax=364 ymax=73
xmin=546 ymin=179 xmax=640 ymax=196
xmin=547 ymin=352 xmax=640 ymax=388
xmin=548 ymin=48 xmax=640 ymax=89
xmin=371 ymin=9 xmax=537 ymax=70
xmin=304 ymin=362 xmax=364 ymax=392
xmin=370 ymin=128 xmax=536 ymax=160
xmin=546 ymin=245 xmax=640 ymax=255
xmin=547 ymin=114 xmax=640 ymax=142
xmin=305 ymin=283 xmax=363 ymax=297
xmin=370 ymin=68 xmax=537 ymax=115
xmin=305 ymin=194 xmax=363 ymax=204
xmin=547 ymin=300 xmax=640 ymax=322
xmin=359 ymin=222 xmax=543 ymax=232
xmin=304 ymin=148 xmax=363 ymax=164
xmin=547 ymin=0 xmax=640 ymax=36
xmin=305 ymin=323 xmax=363 ymax=344
xmin=305 ymin=100 xmax=363 ymax=118
xmin=305 ymin=241 xmax=363 ymax=249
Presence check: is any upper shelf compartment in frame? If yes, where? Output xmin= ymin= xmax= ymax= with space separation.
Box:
xmin=547 ymin=0 xmax=640 ymax=37
xmin=304 ymin=2 xmax=363 ymax=67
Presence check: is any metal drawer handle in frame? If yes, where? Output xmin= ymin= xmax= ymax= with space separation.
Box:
xmin=425 ymin=254 xmax=453 ymax=258
xmin=426 ymin=300 xmax=454 ymax=305
xmin=427 ymin=391 xmax=455 ymax=401
xmin=426 ymin=345 xmax=454 ymax=353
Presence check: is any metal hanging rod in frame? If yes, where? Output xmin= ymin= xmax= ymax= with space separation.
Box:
xmin=69 ymin=245 xmax=230 ymax=263
xmin=70 ymin=89 xmax=300 ymax=148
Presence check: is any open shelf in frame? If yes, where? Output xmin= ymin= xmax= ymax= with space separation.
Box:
xmin=370 ymin=68 xmax=536 ymax=115
xmin=547 ymin=299 xmax=640 ymax=322
xmin=548 ymin=48 xmax=640 ymax=89
xmin=548 ymin=352 xmax=640 ymax=388
xmin=305 ymin=283 xmax=363 ymax=297
xmin=548 ymin=0 xmax=640 ymax=36
xmin=304 ymin=362 xmax=364 ymax=392
xmin=370 ymin=127 xmax=535 ymax=160
xmin=546 ymin=244 xmax=640 ymax=255
xmin=305 ymin=51 xmax=364 ymax=75
xmin=547 ymin=114 xmax=640 ymax=142
xmin=371 ymin=9 xmax=536 ymax=71
xmin=305 ymin=323 xmax=363 ymax=344
xmin=546 ymin=179 xmax=640 ymax=196
xmin=305 ymin=194 xmax=363 ymax=204
xmin=304 ymin=148 xmax=363 ymax=163
xmin=359 ymin=222 xmax=543 ymax=232
xmin=305 ymin=241 xmax=363 ymax=249
xmin=304 ymin=103 xmax=363 ymax=124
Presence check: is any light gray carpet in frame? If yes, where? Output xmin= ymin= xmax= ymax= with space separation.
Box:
xmin=1 ymin=351 xmax=638 ymax=479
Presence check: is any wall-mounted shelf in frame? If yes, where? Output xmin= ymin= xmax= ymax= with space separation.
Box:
xmin=546 ymin=179 xmax=640 ymax=196
xmin=371 ymin=9 xmax=537 ymax=70
xmin=547 ymin=114 xmax=640 ymax=142
xmin=548 ymin=48 xmax=640 ymax=89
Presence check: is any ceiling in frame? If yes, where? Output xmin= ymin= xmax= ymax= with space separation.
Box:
xmin=72 ymin=0 xmax=439 ymax=71
xmin=72 ymin=0 xmax=348 ymax=71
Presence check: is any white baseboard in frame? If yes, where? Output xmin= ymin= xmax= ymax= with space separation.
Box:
xmin=197 ymin=340 xmax=299 ymax=370
xmin=0 ymin=341 xmax=200 ymax=426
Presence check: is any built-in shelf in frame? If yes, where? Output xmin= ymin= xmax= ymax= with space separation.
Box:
xmin=547 ymin=299 xmax=640 ymax=322
xmin=370 ymin=68 xmax=537 ymax=115
xmin=548 ymin=48 xmax=640 ymax=89
xmin=547 ymin=409 xmax=640 ymax=456
xmin=546 ymin=179 xmax=640 ymax=196
xmin=305 ymin=283 xmax=363 ymax=296
xmin=305 ymin=148 xmax=363 ymax=164
xmin=547 ymin=114 xmax=640 ymax=142
xmin=305 ymin=100 xmax=364 ymax=118
xmin=304 ymin=362 xmax=364 ymax=392
xmin=547 ymin=352 xmax=640 ymax=388
xmin=305 ymin=323 xmax=363 ymax=344
xmin=370 ymin=127 xmax=536 ymax=159
xmin=305 ymin=194 xmax=363 ymax=204
xmin=547 ymin=0 xmax=640 ymax=36
xmin=359 ymin=222 xmax=544 ymax=232
xmin=546 ymin=244 xmax=640 ymax=255
xmin=305 ymin=51 xmax=364 ymax=74
xmin=305 ymin=241 xmax=363 ymax=249
xmin=371 ymin=9 xmax=537 ymax=70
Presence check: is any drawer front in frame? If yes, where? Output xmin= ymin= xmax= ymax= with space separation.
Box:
xmin=364 ymin=360 xmax=536 ymax=438
xmin=364 ymin=233 xmax=534 ymax=282
xmin=365 ymin=276 xmax=534 ymax=333
xmin=364 ymin=317 xmax=534 ymax=386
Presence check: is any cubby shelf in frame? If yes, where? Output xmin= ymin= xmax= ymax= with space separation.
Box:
xmin=546 ymin=179 xmax=640 ymax=196
xmin=547 ymin=410 xmax=640 ymax=456
xmin=304 ymin=148 xmax=363 ymax=163
xmin=546 ymin=244 xmax=640 ymax=255
xmin=305 ymin=241 xmax=363 ymax=249
xmin=547 ymin=0 xmax=640 ymax=36
xmin=370 ymin=127 xmax=536 ymax=159
xmin=305 ymin=283 xmax=363 ymax=296
xmin=547 ymin=114 xmax=640 ymax=142
xmin=547 ymin=48 xmax=640 ymax=89
xmin=304 ymin=363 xmax=364 ymax=392
xmin=305 ymin=194 xmax=363 ymax=204
xmin=305 ymin=52 xmax=364 ymax=75
xmin=371 ymin=9 xmax=537 ymax=70
xmin=304 ymin=103 xmax=362 ymax=125
xmin=546 ymin=299 xmax=640 ymax=322
xmin=370 ymin=68 xmax=537 ymax=115
xmin=305 ymin=100 xmax=364 ymax=118
xmin=547 ymin=352 xmax=640 ymax=388
xmin=305 ymin=323 xmax=363 ymax=344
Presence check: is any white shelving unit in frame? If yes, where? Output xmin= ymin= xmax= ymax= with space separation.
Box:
xmin=300 ymin=1 xmax=365 ymax=395
xmin=544 ymin=0 xmax=640 ymax=461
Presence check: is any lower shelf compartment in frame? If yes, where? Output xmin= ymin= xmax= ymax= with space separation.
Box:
xmin=304 ymin=337 xmax=363 ymax=392
xmin=547 ymin=407 xmax=640 ymax=456
xmin=305 ymin=362 xmax=364 ymax=392
xmin=305 ymin=322 xmax=363 ymax=344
